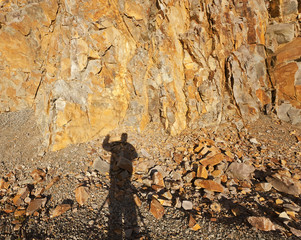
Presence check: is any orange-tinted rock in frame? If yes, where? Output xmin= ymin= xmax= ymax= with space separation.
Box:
xmin=188 ymin=215 xmax=201 ymax=231
xmin=14 ymin=209 xmax=26 ymax=218
xmin=0 ymin=178 xmax=10 ymax=190
xmin=194 ymin=179 xmax=224 ymax=193
xmin=31 ymin=169 xmax=46 ymax=183
xmin=274 ymin=62 xmax=299 ymax=102
xmin=75 ymin=186 xmax=89 ymax=206
xmin=26 ymin=198 xmax=47 ymax=216
xmin=45 ymin=176 xmax=60 ymax=190
xmin=51 ymin=204 xmax=71 ymax=218
xmin=13 ymin=187 xmax=30 ymax=206
xmin=197 ymin=165 xmax=208 ymax=179
xmin=133 ymin=194 xmax=142 ymax=207
xmin=150 ymin=198 xmax=165 ymax=219
xmin=275 ymin=38 xmax=301 ymax=65
xmin=199 ymin=153 xmax=225 ymax=167
xmin=173 ymin=153 xmax=183 ymax=165
xmin=1 ymin=0 xmax=299 ymax=150
xmin=152 ymin=171 xmax=165 ymax=188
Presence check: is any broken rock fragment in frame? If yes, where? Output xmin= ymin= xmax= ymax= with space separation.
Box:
xmin=194 ymin=179 xmax=224 ymax=192
xmin=31 ymin=169 xmax=46 ymax=183
xmin=45 ymin=176 xmax=60 ymax=190
xmin=197 ymin=165 xmax=208 ymax=179
xmin=51 ymin=204 xmax=71 ymax=218
xmin=182 ymin=200 xmax=193 ymax=210
xmin=152 ymin=171 xmax=165 ymax=187
xmin=150 ymin=198 xmax=165 ymax=219
xmin=227 ymin=162 xmax=255 ymax=181
xmin=75 ymin=186 xmax=89 ymax=206
xmin=0 ymin=178 xmax=10 ymax=190
xmin=26 ymin=197 xmax=47 ymax=216
xmin=188 ymin=215 xmax=201 ymax=231
xmin=92 ymin=157 xmax=110 ymax=175
xmin=12 ymin=187 xmax=29 ymax=206
xmin=247 ymin=216 xmax=276 ymax=231
xmin=266 ymin=174 xmax=301 ymax=196
xmin=199 ymin=153 xmax=225 ymax=167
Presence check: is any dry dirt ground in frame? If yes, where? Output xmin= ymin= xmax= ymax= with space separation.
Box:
xmin=0 ymin=109 xmax=301 ymax=240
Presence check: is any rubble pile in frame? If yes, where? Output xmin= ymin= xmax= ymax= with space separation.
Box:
xmin=1 ymin=120 xmax=301 ymax=239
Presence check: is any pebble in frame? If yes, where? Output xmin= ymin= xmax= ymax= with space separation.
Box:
xmin=182 ymin=200 xmax=193 ymax=210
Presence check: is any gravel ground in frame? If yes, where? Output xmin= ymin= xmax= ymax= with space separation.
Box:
xmin=0 ymin=110 xmax=300 ymax=239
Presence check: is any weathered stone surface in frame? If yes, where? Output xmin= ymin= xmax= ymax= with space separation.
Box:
xmin=199 ymin=153 xmax=226 ymax=167
xmin=26 ymin=197 xmax=47 ymax=216
xmin=0 ymin=0 xmax=300 ymax=150
xmin=194 ymin=179 xmax=224 ymax=193
xmin=75 ymin=186 xmax=89 ymax=206
xmin=248 ymin=216 xmax=276 ymax=231
xmin=92 ymin=157 xmax=110 ymax=175
xmin=51 ymin=204 xmax=71 ymax=218
xmin=227 ymin=162 xmax=255 ymax=181
xmin=150 ymin=198 xmax=165 ymax=219
xmin=182 ymin=200 xmax=193 ymax=210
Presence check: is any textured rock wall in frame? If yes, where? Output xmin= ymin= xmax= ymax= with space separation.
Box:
xmin=0 ymin=0 xmax=300 ymax=150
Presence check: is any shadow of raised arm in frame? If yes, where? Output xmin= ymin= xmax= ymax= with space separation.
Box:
xmin=102 ymin=134 xmax=112 ymax=152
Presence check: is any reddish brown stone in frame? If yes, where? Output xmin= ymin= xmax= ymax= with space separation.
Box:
xmin=197 ymin=165 xmax=208 ymax=179
xmin=12 ymin=187 xmax=29 ymax=206
xmin=75 ymin=186 xmax=89 ymax=206
xmin=31 ymin=169 xmax=46 ymax=183
xmin=276 ymin=38 xmax=301 ymax=65
xmin=173 ymin=153 xmax=183 ymax=165
xmin=26 ymin=198 xmax=47 ymax=216
xmin=199 ymin=153 xmax=225 ymax=167
xmin=150 ymin=198 xmax=165 ymax=219
xmin=194 ymin=179 xmax=224 ymax=192
xmin=274 ymin=62 xmax=298 ymax=102
xmin=256 ymin=89 xmax=271 ymax=105
xmin=152 ymin=171 xmax=165 ymax=187
xmin=51 ymin=204 xmax=71 ymax=218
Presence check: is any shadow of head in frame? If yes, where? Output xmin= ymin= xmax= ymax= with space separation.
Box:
xmin=121 ymin=133 xmax=128 ymax=143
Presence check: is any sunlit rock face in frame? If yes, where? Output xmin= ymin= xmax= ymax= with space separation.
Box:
xmin=0 ymin=0 xmax=300 ymax=150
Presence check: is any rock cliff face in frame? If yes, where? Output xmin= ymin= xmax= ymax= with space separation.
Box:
xmin=0 ymin=0 xmax=301 ymax=150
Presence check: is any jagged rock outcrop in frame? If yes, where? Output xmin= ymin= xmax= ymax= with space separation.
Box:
xmin=0 ymin=0 xmax=300 ymax=150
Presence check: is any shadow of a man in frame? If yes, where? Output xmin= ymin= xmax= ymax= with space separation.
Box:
xmin=103 ymin=133 xmax=138 ymax=239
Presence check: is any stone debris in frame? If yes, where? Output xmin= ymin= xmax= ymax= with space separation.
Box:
xmin=12 ymin=187 xmax=29 ymax=206
xmin=150 ymin=198 xmax=165 ymax=219
xmin=210 ymin=202 xmax=221 ymax=213
xmin=247 ymin=217 xmax=276 ymax=231
xmin=266 ymin=174 xmax=301 ymax=196
xmin=75 ymin=186 xmax=89 ymax=206
xmin=0 ymin=118 xmax=301 ymax=238
xmin=182 ymin=200 xmax=193 ymax=210
xmin=152 ymin=171 xmax=165 ymax=188
xmin=188 ymin=215 xmax=201 ymax=231
xmin=26 ymin=197 xmax=47 ymax=216
xmin=194 ymin=179 xmax=224 ymax=193
xmin=45 ymin=176 xmax=60 ymax=190
xmin=289 ymin=227 xmax=301 ymax=237
xmin=51 ymin=204 xmax=71 ymax=218
xmin=30 ymin=169 xmax=46 ymax=183
xmin=227 ymin=162 xmax=255 ymax=181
